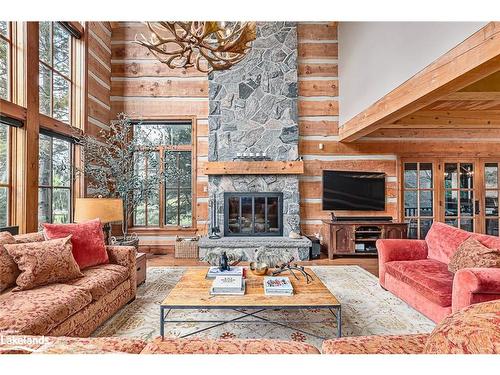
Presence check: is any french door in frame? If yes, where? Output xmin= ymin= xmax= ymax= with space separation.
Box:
xmin=401 ymin=158 xmax=500 ymax=238
xmin=402 ymin=161 xmax=436 ymax=239
xmin=441 ymin=161 xmax=480 ymax=233
xmin=484 ymin=161 xmax=500 ymax=236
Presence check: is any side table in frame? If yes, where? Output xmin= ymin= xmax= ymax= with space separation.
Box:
xmin=136 ymin=252 xmax=147 ymax=286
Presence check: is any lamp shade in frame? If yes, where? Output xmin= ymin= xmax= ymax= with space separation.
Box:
xmin=74 ymin=198 xmax=123 ymax=224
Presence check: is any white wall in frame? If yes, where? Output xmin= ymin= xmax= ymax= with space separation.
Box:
xmin=338 ymin=22 xmax=487 ymax=125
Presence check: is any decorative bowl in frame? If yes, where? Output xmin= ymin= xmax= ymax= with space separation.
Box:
xmin=249 ymin=262 xmax=269 ymax=276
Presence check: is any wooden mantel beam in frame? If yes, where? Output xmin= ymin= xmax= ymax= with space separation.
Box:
xmin=203 ymin=161 xmax=305 ymax=175
xmin=338 ymin=22 xmax=500 ymax=142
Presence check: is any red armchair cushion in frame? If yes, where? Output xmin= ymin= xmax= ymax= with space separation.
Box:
xmin=425 ymin=222 xmax=472 ymax=264
xmin=43 ymin=219 xmax=108 ymax=270
xmin=385 ymin=259 xmax=453 ymax=307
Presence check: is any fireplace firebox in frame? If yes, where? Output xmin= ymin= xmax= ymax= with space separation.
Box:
xmin=224 ymin=192 xmax=283 ymax=237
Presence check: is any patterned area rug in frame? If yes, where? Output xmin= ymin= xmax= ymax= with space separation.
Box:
xmin=93 ymin=266 xmax=435 ymax=349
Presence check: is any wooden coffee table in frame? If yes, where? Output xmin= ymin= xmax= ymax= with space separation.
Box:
xmin=160 ymin=267 xmax=341 ymax=340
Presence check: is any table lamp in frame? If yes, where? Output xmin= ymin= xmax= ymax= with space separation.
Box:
xmin=74 ymin=197 xmax=124 ymax=244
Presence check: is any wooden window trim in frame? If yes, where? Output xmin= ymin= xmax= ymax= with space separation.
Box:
xmin=129 ymin=116 xmax=198 ymax=232
xmin=0 ymin=99 xmax=26 ymax=121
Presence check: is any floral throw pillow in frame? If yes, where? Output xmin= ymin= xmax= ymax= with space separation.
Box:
xmin=4 ymin=235 xmax=83 ymax=291
xmin=448 ymin=237 xmax=500 ymax=274
xmin=0 ymin=231 xmax=19 ymax=292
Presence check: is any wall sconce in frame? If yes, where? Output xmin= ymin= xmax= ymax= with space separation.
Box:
xmin=319 ymin=143 xmax=324 ymax=150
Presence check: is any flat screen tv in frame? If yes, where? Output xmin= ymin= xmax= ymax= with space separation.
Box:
xmin=322 ymin=170 xmax=385 ymax=211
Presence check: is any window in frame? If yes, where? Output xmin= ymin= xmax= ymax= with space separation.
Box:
xmin=443 ymin=162 xmax=476 ymax=232
xmin=403 ymin=162 xmax=435 ymax=239
xmin=0 ymin=123 xmax=10 ymax=226
xmin=38 ymin=133 xmax=73 ymax=225
xmin=39 ymin=22 xmax=72 ymax=123
xmin=0 ymin=21 xmax=11 ymax=100
xmin=484 ymin=163 xmax=499 ymax=236
xmin=133 ymin=122 xmax=193 ymax=228
xmin=402 ymin=159 xmax=500 ymax=237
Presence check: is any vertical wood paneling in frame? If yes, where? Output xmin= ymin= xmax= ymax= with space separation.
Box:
xmin=110 ymin=22 xmax=210 ymax=237
xmin=297 ymin=22 xmax=398 ymax=236
xmin=87 ymin=22 xmax=112 ymax=135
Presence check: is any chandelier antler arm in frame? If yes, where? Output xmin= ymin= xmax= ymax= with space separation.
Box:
xmin=194 ymin=54 xmax=209 ymax=73
xmin=134 ymin=21 xmax=256 ymax=73
xmin=196 ymin=49 xmax=233 ymax=71
xmin=141 ymin=22 xmax=187 ymax=52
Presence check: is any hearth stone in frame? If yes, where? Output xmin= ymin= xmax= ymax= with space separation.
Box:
xmin=198 ymin=236 xmax=312 ymax=262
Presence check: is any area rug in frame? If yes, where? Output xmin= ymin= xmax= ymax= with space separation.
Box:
xmin=92 ymin=266 xmax=435 ymax=349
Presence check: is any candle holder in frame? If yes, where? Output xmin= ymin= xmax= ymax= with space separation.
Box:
xmin=235 ymin=152 xmax=270 ymax=161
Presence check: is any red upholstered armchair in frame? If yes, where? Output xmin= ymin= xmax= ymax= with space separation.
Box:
xmin=377 ymin=222 xmax=500 ymax=323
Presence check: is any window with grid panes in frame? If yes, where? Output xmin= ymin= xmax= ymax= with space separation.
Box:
xmin=38 ymin=132 xmax=73 ymax=225
xmin=39 ymin=22 xmax=72 ymax=123
xmin=133 ymin=122 xmax=193 ymax=228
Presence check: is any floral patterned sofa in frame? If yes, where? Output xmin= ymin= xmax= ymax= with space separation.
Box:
xmin=322 ymin=299 xmax=500 ymax=354
xmin=0 ymin=336 xmax=320 ymax=354
xmin=1 ymin=300 xmax=498 ymax=354
xmin=0 ymin=232 xmax=137 ymax=337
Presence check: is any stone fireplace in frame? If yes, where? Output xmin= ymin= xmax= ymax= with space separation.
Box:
xmin=199 ymin=22 xmax=311 ymax=261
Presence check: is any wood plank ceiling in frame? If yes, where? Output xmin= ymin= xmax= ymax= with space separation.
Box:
xmin=339 ymin=22 xmax=500 ymax=142
xmin=369 ymin=71 xmax=500 ymax=140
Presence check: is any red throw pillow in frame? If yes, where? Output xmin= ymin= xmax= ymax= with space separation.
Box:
xmin=43 ymin=219 xmax=108 ymax=270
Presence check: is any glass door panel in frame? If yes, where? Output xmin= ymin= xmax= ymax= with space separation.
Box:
xmin=403 ymin=162 xmax=435 ymax=239
xmin=484 ymin=162 xmax=499 ymax=236
xmin=443 ymin=162 xmax=478 ymax=232
xmin=240 ymin=197 xmax=253 ymax=234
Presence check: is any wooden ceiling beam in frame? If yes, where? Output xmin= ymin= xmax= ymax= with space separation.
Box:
xmin=440 ymin=92 xmax=500 ymax=101
xmin=389 ymin=110 xmax=500 ymax=127
xmin=365 ymin=128 xmax=500 ymax=139
xmin=338 ymin=22 xmax=500 ymax=142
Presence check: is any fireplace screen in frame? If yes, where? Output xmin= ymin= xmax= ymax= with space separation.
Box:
xmin=224 ymin=192 xmax=283 ymax=236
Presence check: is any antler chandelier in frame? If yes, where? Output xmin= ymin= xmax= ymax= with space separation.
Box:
xmin=135 ymin=22 xmax=257 ymax=73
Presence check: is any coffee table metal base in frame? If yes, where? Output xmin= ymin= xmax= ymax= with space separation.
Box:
xmin=160 ymin=305 xmax=341 ymax=341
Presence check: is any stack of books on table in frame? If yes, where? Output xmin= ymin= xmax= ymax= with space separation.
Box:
xmin=263 ymin=276 xmax=294 ymax=296
xmin=206 ymin=266 xmax=245 ymax=279
xmin=210 ymin=276 xmax=246 ymax=296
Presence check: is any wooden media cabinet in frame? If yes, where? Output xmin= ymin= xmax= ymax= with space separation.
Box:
xmin=322 ymin=220 xmax=408 ymax=259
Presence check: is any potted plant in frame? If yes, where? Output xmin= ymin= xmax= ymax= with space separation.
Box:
xmin=77 ymin=113 xmax=164 ymax=246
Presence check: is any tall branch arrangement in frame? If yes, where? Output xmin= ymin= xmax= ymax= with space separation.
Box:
xmin=77 ymin=113 xmax=164 ymax=238
xmin=135 ymin=21 xmax=256 ymax=73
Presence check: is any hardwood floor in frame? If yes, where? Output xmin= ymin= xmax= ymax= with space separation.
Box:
xmin=146 ymin=252 xmax=379 ymax=277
